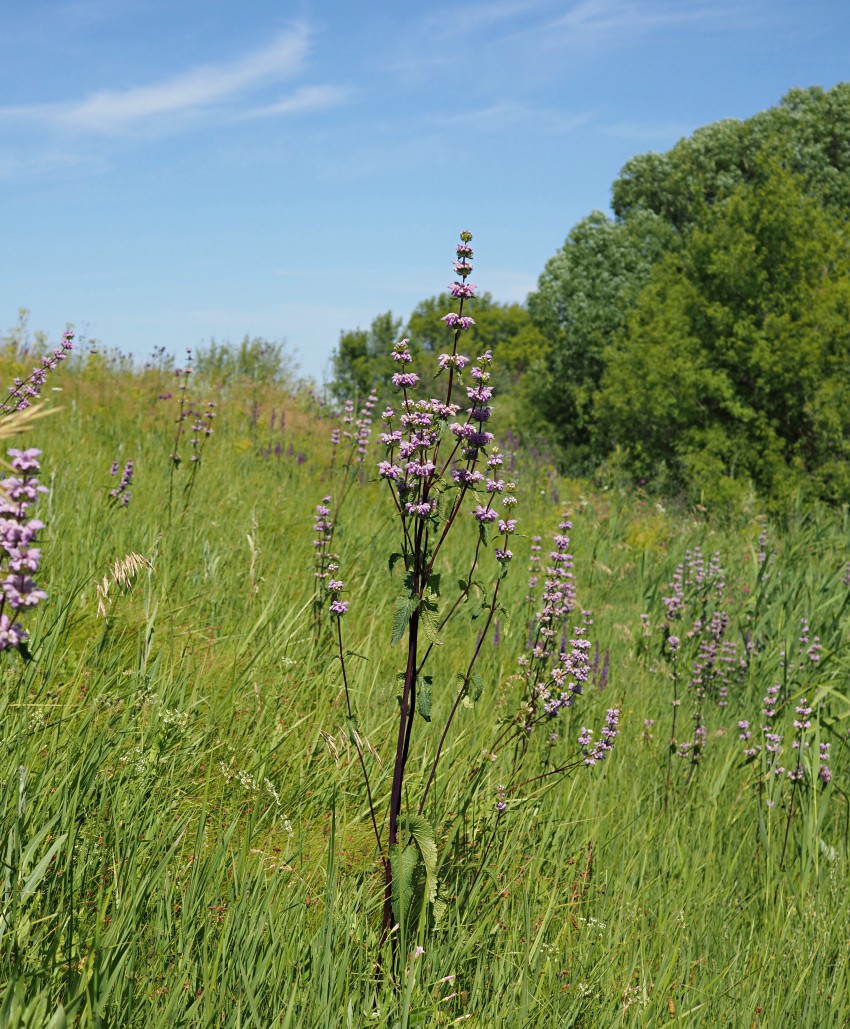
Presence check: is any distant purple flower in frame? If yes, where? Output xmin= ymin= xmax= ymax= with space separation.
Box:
xmin=495 ymin=783 xmax=507 ymax=814
xmin=2 ymin=333 xmax=74 ymax=414
xmin=108 ymin=458 xmax=134 ymax=507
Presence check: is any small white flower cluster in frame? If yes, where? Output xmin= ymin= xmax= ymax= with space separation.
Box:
xmin=119 ymin=744 xmax=148 ymax=777
xmin=160 ymin=706 xmax=189 ymax=732
xmin=577 ymin=915 xmax=607 ymax=939
xmin=219 ymin=763 xmax=293 ymax=834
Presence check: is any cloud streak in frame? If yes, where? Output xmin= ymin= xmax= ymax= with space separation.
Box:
xmin=0 ymin=24 xmax=336 ymax=134
xmin=244 ymin=84 xmax=351 ymax=119
xmin=430 ymin=101 xmax=593 ymax=135
xmin=541 ymin=0 xmax=743 ymax=47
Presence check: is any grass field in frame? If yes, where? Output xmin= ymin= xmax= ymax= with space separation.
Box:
xmin=1 ymin=348 xmax=848 ymax=1028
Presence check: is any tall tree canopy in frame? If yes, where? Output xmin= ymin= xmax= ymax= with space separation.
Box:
xmin=527 ymin=82 xmax=850 ymax=504
xmin=597 ymin=162 xmax=850 ymax=505
xmin=527 ymin=209 xmax=676 ymax=464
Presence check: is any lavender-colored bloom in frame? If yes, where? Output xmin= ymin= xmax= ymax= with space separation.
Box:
xmin=495 ymin=783 xmax=507 ymax=813
xmin=330 ymin=599 xmax=349 ymax=616
xmin=473 ymin=505 xmax=498 ymax=523
xmin=108 ymin=459 xmax=135 ymax=507
xmin=442 ymin=313 xmax=476 ymax=330
xmin=0 ymin=613 xmax=27 ymax=650
xmin=392 ymin=372 xmax=420 ymax=388
xmin=819 ymin=743 xmax=832 ymax=784
xmin=0 ymin=449 xmax=50 ymax=651
xmin=448 ymin=282 xmax=476 ymax=298
xmin=452 ymin=468 xmax=483 ymax=487
xmin=1 ymin=334 xmax=74 ymax=414
xmin=405 ymin=500 xmax=436 ymax=518
xmin=378 ymin=461 xmax=402 ymax=480
xmin=437 ymin=353 xmax=470 ymax=370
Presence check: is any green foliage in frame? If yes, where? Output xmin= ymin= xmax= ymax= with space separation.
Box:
xmin=331 ymin=310 xmax=402 ymax=400
xmin=529 ymin=82 xmax=850 ymax=505
xmin=527 ymin=209 xmax=676 ymax=463
xmin=407 ymin=292 xmax=547 ymax=385
xmin=331 ymin=294 xmax=546 ymax=405
xmin=612 ymin=83 xmax=850 ymax=226
xmin=598 ymin=161 xmax=850 ymax=505
xmin=194 ymin=335 xmax=297 ymax=386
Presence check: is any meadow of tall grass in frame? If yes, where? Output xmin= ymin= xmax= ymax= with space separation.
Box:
xmin=0 ymin=329 xmax=848 ymax=1028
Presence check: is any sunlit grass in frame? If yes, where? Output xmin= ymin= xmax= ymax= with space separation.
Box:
xmin=0 ymin=353 xmax=848 ymax=1027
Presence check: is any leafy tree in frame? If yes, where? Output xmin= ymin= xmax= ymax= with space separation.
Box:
xmin=331 ymin=295 xmax=546 ymax=406
xmin=611 ymin=83 xmax=850 ymax=228
xmin=527 ymin=209 xmax=676 ymax=464
xmin=597 ymin=162 xmax=850 ymax=506
xmin=331 ymin=311 xmax=403 ymax=401
xmin=195 ymin=335 xmax=297 ymax=386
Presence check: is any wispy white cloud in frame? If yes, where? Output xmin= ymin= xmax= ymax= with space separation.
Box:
xmin=430 ymin=101 xmax=593 ymax=135
xmin=423 ymin=0 xmax=551 ymax=36
xmin=0 ymin=24 xmax=326 ymax=134
xmin=243 ymin=84 xmax=351 ymax=119
xmin=0 ymin=148 xmax=109 ymax=182
xmin=541 ymin=0 xmax=743 ymax=47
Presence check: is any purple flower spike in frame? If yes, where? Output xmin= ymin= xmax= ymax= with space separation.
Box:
xmin=0 ymin=448 xmax=50 ymax=651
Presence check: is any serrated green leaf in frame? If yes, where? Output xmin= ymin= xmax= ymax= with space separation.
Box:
xmin=426 ymin=573 xmax=442 ymax=598
xmin=401 ymin=816 xmax=438 ymax=905
xmin=390 ymin=844 xmax=419 ymax=931
xmin=496 ymin=604 xmax=512 ymax=638
xmin=420 ymin=607 xmax=443 ymax=646
xmin=388 ymin=551 xmax=405 ymax=574
xmin=470 ymin=672 xmax=485 ymax=702
xmin=391 ymin=595 xmax=418 ymax=646
xmin=417 ymin=675 xmax=432 ymax=722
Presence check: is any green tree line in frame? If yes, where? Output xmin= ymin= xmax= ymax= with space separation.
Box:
xmin=331 ymin=83 xmax=850 ymax=508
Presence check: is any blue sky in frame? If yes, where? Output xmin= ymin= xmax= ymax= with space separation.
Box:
xmin=2 ymin=0 xmax=848 ymax=381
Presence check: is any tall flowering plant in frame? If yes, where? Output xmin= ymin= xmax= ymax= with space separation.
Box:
xmin=0 ymin=331 xmax=74 ymax=655
xmin=332 ymin=233 xmax=519 ymax=948
xmin=311 ymin=392 xmax=378 ymax=629
xmin=0 ymin=449 xmax=48 ymax=654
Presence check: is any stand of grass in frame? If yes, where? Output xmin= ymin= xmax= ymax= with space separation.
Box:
xmin=0 ymin=351 xmax=847 ymax=1025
